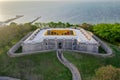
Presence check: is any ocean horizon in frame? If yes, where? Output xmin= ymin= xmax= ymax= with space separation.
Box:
xmin=0 ymin=1 xmax=120 ymax=24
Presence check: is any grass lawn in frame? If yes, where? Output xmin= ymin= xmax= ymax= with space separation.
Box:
xmin=0 ymin=43 xmax=120 ymax=80
xmin=0 ymin=51 xmax=72 ymax=80
xmin=64 ymin=44 xmax=120 ymax=80
xmin=0 ymin=44 xmax=120 ymax=80
xmin=0 ymin=33 xmax=120 ymax=80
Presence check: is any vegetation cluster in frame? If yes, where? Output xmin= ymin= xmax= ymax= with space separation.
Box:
xmin=0 ymin=22 xmax=36 ymax=54
xmin=0 ymin=22 xmax=120 ymax=80
xmin=79 ymin=23 xmax=120 ymax=44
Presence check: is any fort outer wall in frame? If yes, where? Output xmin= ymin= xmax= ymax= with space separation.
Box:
xmin=8 ymin=32 xmax=112 ymax=57
xmin=22 ymin=39 xmax=99 ymax=53
xmin=67 ymin=35 xmax=113 ymax=57
xmin=7 ymin=32 xmax=55 ymax=57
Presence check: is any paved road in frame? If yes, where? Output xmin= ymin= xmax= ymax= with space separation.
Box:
xmin=57 ymin=50 xmax=81 ymax=80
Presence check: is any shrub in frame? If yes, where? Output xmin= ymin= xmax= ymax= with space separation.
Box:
xmin=94 ymin=65 xmax=120 ymax=80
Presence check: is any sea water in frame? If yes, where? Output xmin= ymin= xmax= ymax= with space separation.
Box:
xmin=0 ymin=1 xmax=120 ymax=24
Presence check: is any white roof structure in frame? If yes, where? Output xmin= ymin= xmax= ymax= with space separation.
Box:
xmin=24 ymin=28 xmax=98 ymax=44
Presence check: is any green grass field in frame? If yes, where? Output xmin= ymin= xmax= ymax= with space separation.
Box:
xmin=0 ymin=51 xmax=72 ymax=80
xmin=64 ymin=44 xmax=120 ymax=80
xmin=0 ymin=44 xmax=120 ymax=80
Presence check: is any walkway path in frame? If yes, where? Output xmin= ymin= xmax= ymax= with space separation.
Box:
xmin=56 ymin=49 xmax=81 ymax=80
xmin=0 ymin=76 xmax=20 ymax=80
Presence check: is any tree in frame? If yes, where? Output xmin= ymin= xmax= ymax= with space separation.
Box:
xmin=80 ymin=23 xmax=93 ymax=31
xmin=94 ymin=65 xmax=120 ymax=80
xmin=93 ymin=23 xmax=120 ymax=43
xmin=65 ymin=22 xmax=71 ymax=28
xmin=0 ymin=22 xmax=36 ymax=48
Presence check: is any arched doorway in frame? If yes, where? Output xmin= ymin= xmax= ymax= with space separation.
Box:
xmin=58 ymin=42 xmax=62 ymax=49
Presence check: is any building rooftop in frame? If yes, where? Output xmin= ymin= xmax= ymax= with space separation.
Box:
xmin=23 ymin=28 xmax=98 ymax=44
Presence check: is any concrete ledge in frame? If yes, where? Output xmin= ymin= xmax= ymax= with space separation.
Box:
xmin=8 ymin=50 xmax=55 ymax=57
xmin=7 ymin=32 xmax=32 ymax=57
xmin=66 ymin=50 xmax=112 ymax=57
xmin=93 ymin=35 xmax=113 ymax=57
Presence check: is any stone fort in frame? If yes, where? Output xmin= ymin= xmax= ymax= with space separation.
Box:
xmin=22 ymin=28 xmax=99 ymax=53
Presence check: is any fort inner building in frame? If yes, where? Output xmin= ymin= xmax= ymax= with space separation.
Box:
xmin=22 ymin=28 xmax=99 ymax=53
